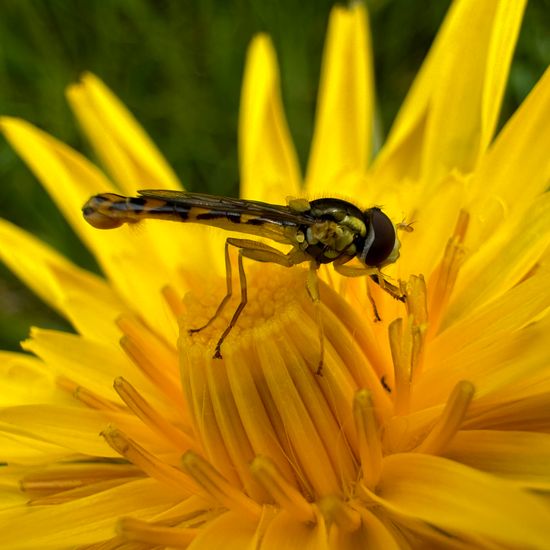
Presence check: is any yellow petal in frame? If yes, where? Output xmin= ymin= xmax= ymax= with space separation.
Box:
xmin=0 ymin=467 xmax=38 ymax=509
xmin=0 ymin=353 xmax=84 ymax=462
xmin=374 ymin=0 xmax=526 ymax=186
xmin=67 ymin=73 xmax=181 ymax=193
xmin=395 ymin=173 xmax=467 ymax=279
xmin=330 ymin=509 xmax=400 ymax=549
xmin=0 ymin=478 xmax=183 ymax=549
xmin=1 ymin=116 xmax=115 ymax=230
xmin=421 ymin=0 xmax=526 ymax=182
xmin=0 ymin=405 xmax=119 ymax=458
xmin=416 ymin=313 xmax=550 ymax=410
xmin=449 ymin=194 xmax=550 ymax=324
xmin=306 ymin=3 xmax=373 ymax=194
xmin=67 ymin=73 xmax=227 ymax=282
xmin=466 ymin=66 xmax=550 ymax=244
xmin=187 ymin=511 xmax=259 ymax=550
xmin=239 ymin=35 xmax=301 ymax=203
xmin=373 ymin=453 xmax=550 ymax=548
xmin=66 ymin=75 xmax=199 ymax=277
xmin=54 ymin=286 xmax=123 ymax=345
xmin=261 ymin=510 xmax=328 ymax=550
xmin=445 ymin=430 xmax=550 ymax=490
xmin=430 ymin=269 xmax=550 ymax=363
xmin=23 ymin=328 xmax=171 ymax=416
xmin=467 ymin=391 xmax=550 ymax=432
xmin=0 ymin=432 xmax=69 ymax=465
xmin=0 ymin=218 xmax=75 ymax=316
xmin=0 ymin=117 xmax=183 ymax=331
xmin=2 ymin=402 xmax=169 ymax=462
xmin=0 ymin=351 xmax=69 ymax=407
xmin=0 ymin=218 xmax=125 ymax=341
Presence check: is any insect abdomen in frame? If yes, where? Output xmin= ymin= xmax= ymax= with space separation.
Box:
xmin=82 ymin=193 xmax=190 ymax=229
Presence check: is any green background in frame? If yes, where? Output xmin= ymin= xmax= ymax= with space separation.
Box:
xmin=0 ymin=0 xmax=548 ymax=350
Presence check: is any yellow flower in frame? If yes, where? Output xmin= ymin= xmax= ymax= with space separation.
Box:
xmin=1 ymin=1 xmax=550 ymax=548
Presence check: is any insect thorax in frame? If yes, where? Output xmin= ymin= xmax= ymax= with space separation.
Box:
xmin=300 ymin=199 xmax=367 ymax=264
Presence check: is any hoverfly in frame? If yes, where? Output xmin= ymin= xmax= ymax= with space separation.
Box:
xmin=82 ymin=190 xmax=407 ymax=374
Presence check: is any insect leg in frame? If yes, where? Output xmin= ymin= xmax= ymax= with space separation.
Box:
xmin=189 ymin=240 xmax=234 ymax=334
xmin=230 ymin=242 xmax=324 ymax=374
xmin=333 ymin=263 xmax=378 ymax=278
xmin=366 ymin=280 xmax=382 ymax=322
xmin=211 ymin=238 xmax=302 ymax=359
xmin=369 ymin=272 xmax=405 ymax=302
xmin=228 ymin=238 xmax=304 ymax=266
xmin=305 ymin=262 xmax=324 ymax=376
xmin=334 ymin=264 xmax=405 ymax=301
xmin=213 ymin=247 xmax=247 ymax=358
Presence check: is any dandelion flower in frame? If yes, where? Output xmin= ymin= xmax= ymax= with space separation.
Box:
xmin=2 ymin=1 xmax=550 ymax=548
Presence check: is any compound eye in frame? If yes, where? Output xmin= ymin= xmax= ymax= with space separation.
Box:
xmin=363 ymin=208 xmax=396 ymax=266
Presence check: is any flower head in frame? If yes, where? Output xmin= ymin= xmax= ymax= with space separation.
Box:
xmin=2 ymin=1 xmax=550 ymax=549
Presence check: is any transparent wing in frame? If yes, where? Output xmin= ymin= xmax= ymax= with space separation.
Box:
xmin=138 ymin=189 xmax=314 ymax=225
xmin=136 ymin=189 xmax=314 ymax=244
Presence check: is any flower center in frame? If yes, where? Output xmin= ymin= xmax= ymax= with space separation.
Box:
xmin=180 ymin=262 xmax=310 ymax=356
xmin=175 ymin=263 xmax=399 ymax=506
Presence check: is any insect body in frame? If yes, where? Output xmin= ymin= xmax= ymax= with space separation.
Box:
xmin=83 ymin=190 xmax=406 ymax=374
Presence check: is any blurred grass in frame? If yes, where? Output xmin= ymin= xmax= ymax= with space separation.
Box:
xmin=0 ymin=0 xmax=548 ymax=350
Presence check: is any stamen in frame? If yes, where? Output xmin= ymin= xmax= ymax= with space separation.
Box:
xmin=288 ymin=298 xmax=393 ymax=420
xmin=388 ymin=274 xmax=431 ymax=415
xmin=255 ymin=332 xmax=346 ymax=497
xmin=403 ymin=275 xmax=428 ymax=328
xmin=118 ymin=314 xmax=185 ymax=410
xmin=353 ymin=390 xmax=382 ymax=489
xmin=318 ymin=495 xmax=361 ymax=532
xmin=182 ymin=450 xmax=262 ymax=519
xmin=267 ymin=320 xmax=359 ymax=490
xmin=199 ymin=353 xmax=272 ymax=503
xmin=102 ymin=426 xmax=199 ymax=494
xmin=415 ymin=380 xmax=475 ymax=455
xmin=117 ymin=314 xmax=179 ymax=371
xmin=57 ymin=376 xmax=121 ymax=411
xmin=388 ymin=318 xmax=411 ymax=415
xmin=308 ymin=278 xmax=390 ymax=385
xmin=23 ymin=463 xmax=145 ymax=505
xmin=21 ymin=477 xmax=84 ymax=496
xmin=162 ymin=284 xmax=186 ymax=318
xmin=28 ymin=479 xmax=141 ymax=506
xmin=403 ymin=275 xmax=428 ymax=380
xmin=118 ymin=517 xmax=199 ymax=547
xmin=428 ymin=210 xmax=469 ymax=335
xmin=21 ymin=464 xmax=141 ymax=498
xmin=113 ymin=377 xmax=196 ymax=451
xmin=250 ymin=456 xmax=315 ymax=523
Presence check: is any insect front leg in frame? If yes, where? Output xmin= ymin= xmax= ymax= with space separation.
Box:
xmin=334 ymin=263 xmax=405 ymax=302
xmin=368 ymin=272 xmax=406 ymax=303
xmin=334 ymin=263 xmax=405 ymax=324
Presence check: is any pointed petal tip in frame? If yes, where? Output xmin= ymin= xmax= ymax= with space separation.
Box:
xmin=249 ymin=32 xmax=271 ymax=49
xmin=65 ymin=81 xmax=83 ymax=98
xmin=245 ymin=33 xmax=277 ymax=78
xmin=64 ymin=71 xmax=97 ymax=96
xmin=77 ymin=71 xmax=104 ymax=92
xmin=306 ymin=0 xmax=372 ymax=192
xmin=240 ymin=29 xmax=301 ymax=200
